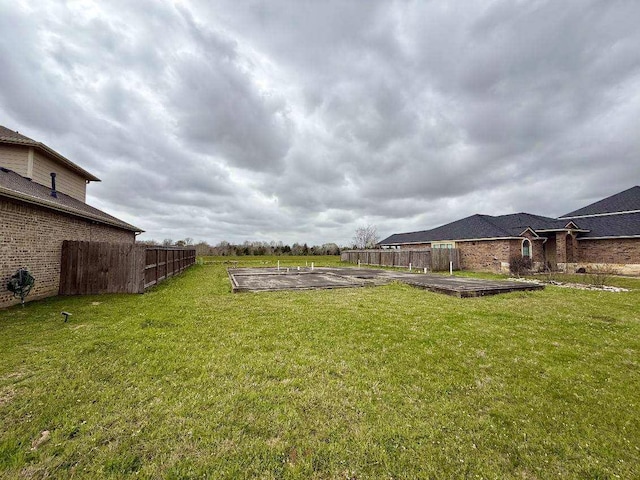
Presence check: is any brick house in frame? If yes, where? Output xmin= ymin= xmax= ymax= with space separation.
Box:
xmin=379 ymin=186 xmax=640 ymax=275
xmin=1 ymin=126 xmax=142 ymax=307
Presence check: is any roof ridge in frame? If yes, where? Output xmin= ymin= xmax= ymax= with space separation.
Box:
xmin=475 ymin=214 xmax=514 ymax=237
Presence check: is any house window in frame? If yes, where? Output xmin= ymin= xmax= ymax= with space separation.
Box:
xmin=432 ymin=242 xmax=455 ymax=249
xmin=522 ymin=239 xmax=531 ymax=258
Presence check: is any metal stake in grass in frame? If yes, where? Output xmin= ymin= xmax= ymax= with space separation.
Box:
xmin=61 ymin=312 xmax=72 ymax=322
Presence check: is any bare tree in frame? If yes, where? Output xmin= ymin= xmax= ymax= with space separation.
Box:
xmin=353 ymin=225 xmax=379 ymax=249
xmin=162 ymin=238 xmax=174 ymax=246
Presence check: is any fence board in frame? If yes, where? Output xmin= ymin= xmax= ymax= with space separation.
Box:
xmin=60 ymin=241 xmax=196 ymax=295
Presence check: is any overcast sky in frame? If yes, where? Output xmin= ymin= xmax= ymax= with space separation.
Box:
xmin=1 ymin=1 xmax=639 ymax=245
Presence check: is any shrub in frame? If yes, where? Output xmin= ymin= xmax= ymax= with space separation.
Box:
xmin=509 ymin=255 xmax=532 ymax=276
xmin=586 ymin=264 xmax=618 ymax=287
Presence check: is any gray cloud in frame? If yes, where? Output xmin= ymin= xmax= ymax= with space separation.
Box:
xmin=1 ymin=1 xmax=639 ymax=245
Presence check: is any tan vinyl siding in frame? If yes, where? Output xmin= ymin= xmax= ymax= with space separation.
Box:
xmin=32 ymin=150 xmax=87 ymax=202
xmin=0 ymin=145 xmax=29 ymax=177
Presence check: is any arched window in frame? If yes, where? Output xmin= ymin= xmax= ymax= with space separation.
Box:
xmin=522 ymin=238 xmax=532 ymax=258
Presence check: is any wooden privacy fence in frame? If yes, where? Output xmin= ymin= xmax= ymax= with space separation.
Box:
xmin=341 ymin=249 xmax=460 ymax=271
xmin=144 ymin=246 xmax=196 ymax=290
xmin=59 ymin=241 xmax=196 ymax=295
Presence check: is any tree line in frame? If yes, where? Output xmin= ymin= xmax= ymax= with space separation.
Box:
xmin=136 ymin=225 xmax=380 ymax=256
xmin=137 ymin=238 xmax=343 ymax=256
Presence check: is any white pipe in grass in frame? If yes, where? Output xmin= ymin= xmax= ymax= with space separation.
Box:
xmin=277 ymin=260 xmax=280 ymax=271
xmin=409 ymin=262 xmax=412 ymax=271
xmin=424 ymin=267 xmax=427 ymax=274
xmin=450 ymin=261 xmax=453 ymax=275
xmin=311 ymin=262 xmax=314 ymax=271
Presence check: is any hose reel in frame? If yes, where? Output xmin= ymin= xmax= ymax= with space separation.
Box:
xmin=7 ymin=268 xmax=35 ymax=305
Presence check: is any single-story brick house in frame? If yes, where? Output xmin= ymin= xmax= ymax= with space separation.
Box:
xmin=378 ymin=186 xmax=640 ymax=275
xmin=1 ymin=126 xmax=142 ymax=308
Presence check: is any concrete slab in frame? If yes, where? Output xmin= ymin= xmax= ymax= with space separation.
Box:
xmin=228 ymin=267 xmax=544 ymax=297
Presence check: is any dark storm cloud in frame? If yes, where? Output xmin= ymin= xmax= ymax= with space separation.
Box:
xmin=1 ymin=1 xmax=639 ymax=245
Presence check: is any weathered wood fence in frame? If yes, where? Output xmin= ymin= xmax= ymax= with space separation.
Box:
xmin=341 ymin=249 xmax=460 ymax=271
xmin=144 ymin=246 xmax=196 ymax=290
xmin=59 ymin=241 xmax=196 ymax=295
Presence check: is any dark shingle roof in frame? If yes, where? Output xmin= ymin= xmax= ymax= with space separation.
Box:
xmin=572 ymin=212 xmax=640 ymax=239
xmin=0 ymin=125 xmax=100 ymax=182
xmin=0 ymin=126 xmax=37 ymax=144
xmin=560 ymin=186 xmax=640 ymax=218
xmin=380 ymin=186 xmax=640 ymax=246
xmin=0 ymin=167 xmax=142 ymax=232
xmin=379 ymin=212 xmax=565 ymax=245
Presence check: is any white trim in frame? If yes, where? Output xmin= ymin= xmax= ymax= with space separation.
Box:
xmin=535 ymin=228 xmax=590 ymax=233
xmin=577 ymin=235 xmax=640 ymax=241
xmin=560 ymin=210 xmax=640 ymax=219
xmin=518 ymin=227 xmax=539 ymax=237
xmin=381 ymin=236 xmax=530 ymax=246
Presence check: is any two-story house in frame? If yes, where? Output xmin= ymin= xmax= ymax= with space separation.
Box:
xmin=1 ymin=125 xmax=142 ymax=307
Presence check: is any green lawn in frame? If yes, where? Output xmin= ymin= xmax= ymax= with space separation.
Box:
xmin=1 ymin=256 xmax=639 ymax=479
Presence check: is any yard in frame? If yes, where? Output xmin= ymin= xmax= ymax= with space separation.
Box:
xmin=1 ymin=256 xmax=639 ymax=478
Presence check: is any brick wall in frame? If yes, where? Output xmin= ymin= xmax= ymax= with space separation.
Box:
xmin=1 ymin=197 xmax=135 ymax=308
xmin=456 ymin=239 xmax=518 ymax=273
xmin=574 ymin=238 xmax=640 ymax=275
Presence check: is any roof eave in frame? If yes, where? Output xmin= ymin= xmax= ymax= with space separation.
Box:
xmin=0 ymin=187 xmax=143 ymax=233
xmin=578 ymin=235 xmax=640 ymax=241
xmin=379 ymin=235 xmax=526 ymax=245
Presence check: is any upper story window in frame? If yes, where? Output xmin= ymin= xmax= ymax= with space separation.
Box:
xmin=522 ymin=238 xmax=532 ymax=258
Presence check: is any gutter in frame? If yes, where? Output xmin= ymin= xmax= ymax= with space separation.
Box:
xmin=577 ymin=235 xmax=640 ymax=241
xmin=380 ymin=236 xmax=531 ymax=246
xmin=0 ymin=186 xmax=143 ymax=233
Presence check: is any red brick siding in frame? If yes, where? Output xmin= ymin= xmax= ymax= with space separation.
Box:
xmin=455 ymin=239 xmax=516 ymax=272
xmin=1 ymin=197 xmax=135 ymax=308
xmin=577 ymin=238 xmax=640 ymax=264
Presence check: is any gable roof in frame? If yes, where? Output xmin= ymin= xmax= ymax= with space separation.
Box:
xmin=560 ymin=185 xmax=640 ymax=218
xmin=0 ymin=125 xmax=100 ymax=182
xmin=379 ymin=212 xmax=569 ymax=246
xmin=0 ymin=167 xmax=142 ymax=233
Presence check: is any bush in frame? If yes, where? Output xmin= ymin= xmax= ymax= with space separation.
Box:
xmin=509 ymin=255 xmax=532 ymax=276
xmin=586 ymin=264 xmax=618 ymax=287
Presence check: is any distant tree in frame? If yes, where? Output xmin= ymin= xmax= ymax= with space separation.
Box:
xmin=353 ymin=225 xmax=379 ymax=249
xmin=136 ymin=239 xmax=159 ymax=246
xmin=195 ymin=241 xmax=211 ymax=256
xmin=162 ymin=238 xmax=174 ymax=246
xmin=322 ymin=243 xmax=341 ymax=255
xmin=183 ymin=237 xmax=194 ymax=246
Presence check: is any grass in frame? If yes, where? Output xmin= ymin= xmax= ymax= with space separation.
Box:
xmin=1 ymin=255 xmax=639 ymax=478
